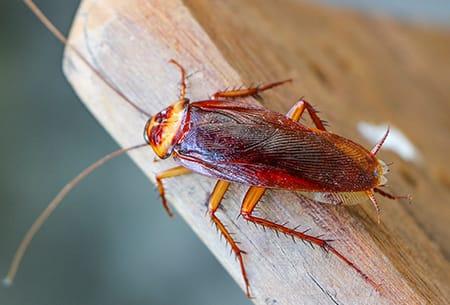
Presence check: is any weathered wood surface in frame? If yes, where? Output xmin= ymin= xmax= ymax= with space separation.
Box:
xmin=64 ymin=0 xmax=450 ymax=304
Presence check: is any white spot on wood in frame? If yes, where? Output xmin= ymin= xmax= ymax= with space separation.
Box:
xmin=357 ymin=122 xmax=421 ymax=162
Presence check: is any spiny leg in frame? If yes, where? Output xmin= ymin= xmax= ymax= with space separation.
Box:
xmin=168 ymin=59 xmax=187 ymax=101
xmin=374 ymin=187 xmax=412 ymax=202
xmin=240 ymin=189 xmax=378 ymax=290
xmin=240 ymin=100 xmax=377 ymax=289
xmin=369 ymin=186 xmax=413 ymax=225
xmin=290 ymin=99 xmax=376 ymax=286
xmin=156 ymin=166 xmax=191 ymax=217
xmin=288 ymin=98 xmax=328 ymax=131
xmin=240 ymin=187 xmax=266 ymax=217
xmin=211 ymin=79 xmax=292 ymax=99
xmin=366 ymin=190 xmax=381 ymax=224
xmin=208 ymin=180 xmax=251 ymax=297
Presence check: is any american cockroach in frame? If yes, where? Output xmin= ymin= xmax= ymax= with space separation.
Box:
xmin=5 ymin=0 xmax=411 ymax=298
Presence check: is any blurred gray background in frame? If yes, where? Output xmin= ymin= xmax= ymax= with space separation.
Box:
xmin=0 ymin=1 xmax=448 ymax=305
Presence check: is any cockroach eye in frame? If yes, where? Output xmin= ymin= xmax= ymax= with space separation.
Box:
xmin=144 ymin=119 xmax=151 ymax=144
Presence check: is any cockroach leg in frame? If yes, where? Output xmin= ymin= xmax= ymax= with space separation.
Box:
xmin=286 ymin=99 xmax=307 ymax=122
xmin=208 ymin=180 xmax=231 ymax=212
xmin=288 ymin=98 xmax=328 ymax=131
xmin=366 ymin=190 xmax=381 ymax=224
xmin=156 ymin=166 xmax=191 ymax=217
xmin=238 ymin=101 xmax=378 ymax=290
xmin=168 ymin=59 xmax=187 ymax=101
xmin=374 ymin=188 xmax=412 ymax=202
xmin=240 ymin=190 xmax=379 ymax=290
xmin=208 ymin=180 xmax=251 ymax=297
xmin=241 ymin=187 xmax=266 ymax=213
xmin=211 ymin=79 xmax=292 ymax=99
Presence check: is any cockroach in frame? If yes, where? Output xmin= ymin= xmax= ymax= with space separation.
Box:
xmin=5 ymin=0 xmax=410 ymax=298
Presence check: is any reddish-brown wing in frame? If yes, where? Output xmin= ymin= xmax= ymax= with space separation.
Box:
xmin=174 ymin=100 xmax=378 ymax=192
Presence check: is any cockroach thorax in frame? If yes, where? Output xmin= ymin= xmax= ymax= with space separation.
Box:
xmin=145 ymin=99 xmax=190 ymax=159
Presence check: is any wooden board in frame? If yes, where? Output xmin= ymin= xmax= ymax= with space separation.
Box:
xmin=64 ymin=0 xmax=450 ymax=304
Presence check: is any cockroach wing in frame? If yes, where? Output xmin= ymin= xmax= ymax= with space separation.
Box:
xmin=174 ymin=103 xmax=379 ymax=192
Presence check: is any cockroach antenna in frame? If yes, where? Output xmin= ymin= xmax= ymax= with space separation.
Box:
xmin=4 ymin=144 xmax=148 ymax=287
xmin=23 ymin=0 xmax=151 ymax=118
xmin=4 ymin=1 xmax=153 ymax=287
xmin=371 ymin=125 xmax=390 ymax=156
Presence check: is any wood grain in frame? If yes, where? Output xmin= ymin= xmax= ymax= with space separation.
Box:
xmin=63 ymin=0 xmax=450 ymax=304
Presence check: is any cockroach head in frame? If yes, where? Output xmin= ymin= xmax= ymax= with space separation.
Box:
xmin=145 ymin=99 xmax=189 ymax=159
xmin=375 ymin=159 xmax=389 ymax=186
xmin=370 ymin=126 xmax=390 ymax=187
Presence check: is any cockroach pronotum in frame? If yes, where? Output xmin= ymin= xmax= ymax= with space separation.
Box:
xmin=5 ymin=0 xmax=411 ymax=298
